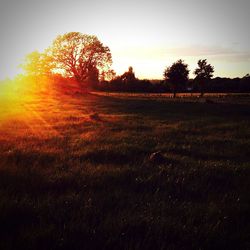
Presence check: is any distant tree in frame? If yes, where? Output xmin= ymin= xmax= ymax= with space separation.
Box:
xmin=194 ymin=59 xmax=214 ymax=96
xmin=163 ymin=60 xmax=189 ymax=97
xmin=21 ymin=51 xmax=54 ymax=76
xmin=121 ymin=66 xmax=136 ymax=84
xmin=48 ymin=32 xmax=112 ymax=87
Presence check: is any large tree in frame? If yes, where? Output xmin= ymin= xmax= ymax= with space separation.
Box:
xmin=194 ymin=59 xmax=214 ymax=96
xmin=163 ymin=59 xmax=189 ymax=97
xmin=48 ymin=32 xmax=112 ymax=85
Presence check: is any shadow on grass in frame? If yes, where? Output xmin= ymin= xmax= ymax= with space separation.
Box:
xmin=90 ymin=94 xmax=250 ymax=121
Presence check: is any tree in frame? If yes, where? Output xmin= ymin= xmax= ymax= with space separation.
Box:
xmin=163 ymin=59 xmax=189 ymax=97
xmin=120 ymin=66 xmax=136 ymax=84
xmin=194 ymin=59 xmax=214 ymax=96
xmin=48 ymin=32 xmax=112 ymax=86
xmin=21 ymin=51 xmax=54 ymax=76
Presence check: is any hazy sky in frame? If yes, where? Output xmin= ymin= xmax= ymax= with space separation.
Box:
xmin=0 ymin=0 xmax=249 ymax=80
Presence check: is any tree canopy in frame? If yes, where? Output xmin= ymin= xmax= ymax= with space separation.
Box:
xmin=194 ymin=59 xmax=214 ymax=96
xmin=163 ymin=59 xmax=189 ymax=97
xmin=48 ymin=32 xmax=112 ymax=84
xmin=194 ymin=59 xmax=214 ymax=80
xmin=120 ymin=66 xmax=136 ymax=84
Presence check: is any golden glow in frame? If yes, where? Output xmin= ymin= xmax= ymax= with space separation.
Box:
xmin=0 ymin=75 xmax=57 ymax=134
xmin=0 ymin=74 xmax=96 ymax=140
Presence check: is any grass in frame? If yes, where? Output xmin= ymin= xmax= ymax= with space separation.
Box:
xmin=0 ymin=92 xmax=250 ymax=250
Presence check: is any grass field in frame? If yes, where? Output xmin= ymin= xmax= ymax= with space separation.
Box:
xmin=0 ymin=91 xmax=250 ymax=250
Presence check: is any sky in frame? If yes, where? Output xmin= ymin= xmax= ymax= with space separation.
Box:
xmin=0 ymin=0 xmax=249 ymax=80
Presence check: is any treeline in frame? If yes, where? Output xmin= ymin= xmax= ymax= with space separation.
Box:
xmin=96 ymin=78 xmax=166 ymax=93
xmin=95 ymin=69 xmax=250 ymax=94
xmin=95 ymin=67 xmax=166 ymax=93
xmin=199 ymin=76 xmax=250 ymax=93
xmin=96 ymin=76 xmax=250 ymax=93
xmin=95 ymin=59 xmax=250 ymax=94
xmin=19 ymin=32 xmax=250 ymax=95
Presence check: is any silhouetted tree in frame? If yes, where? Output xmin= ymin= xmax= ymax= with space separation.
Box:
xmin=194 ymin=59 xmax=214 ymax=96
xmin=121 ymin=66 xmax=136 ymax=84
xmin=163 ymin=60 xmax=189 ymax=97
xmin=48 ymin=32 xmax=112 ymax=87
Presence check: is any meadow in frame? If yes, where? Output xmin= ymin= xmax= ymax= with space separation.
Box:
xmin=0 ymin=90 xmax=250 ymax=250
